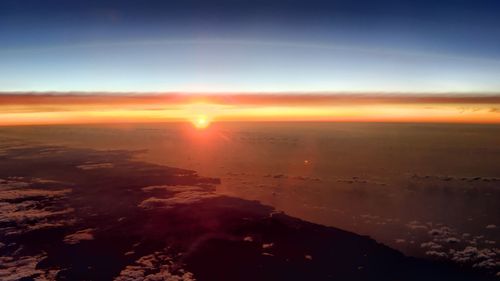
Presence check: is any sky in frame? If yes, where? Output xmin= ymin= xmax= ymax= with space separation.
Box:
xmin=1 ymin=0 xmax=500 ymax=124
xmin=2 ymin=0 xmax=500 ymax=93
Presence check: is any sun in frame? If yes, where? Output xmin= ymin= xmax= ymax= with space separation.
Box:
xmin=193 ymin=115 xmax=210 ymax=129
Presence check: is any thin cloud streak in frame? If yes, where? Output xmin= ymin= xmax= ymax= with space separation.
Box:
xmin=3 ymin=39 xmax=499 ymax=65
xmin=1 ymin=92 xmax=500 ymax=106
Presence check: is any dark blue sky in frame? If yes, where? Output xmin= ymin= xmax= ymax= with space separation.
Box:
xmin=1 ymin=0 xmax=500 ymax=92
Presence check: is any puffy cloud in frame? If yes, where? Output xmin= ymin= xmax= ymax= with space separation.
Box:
xmin=419 ymin=223 xmax=499 ymax=272
xmin=421 ymin=242 xmax=442 ymax=250
xmin=139 ymin=189 xmax=219 ymax=209
xmin=0 ymin=254 xmax=59 ymax=281
xmin=114 ymin=252 xmax=195 ymax=281
xmin=406 ymin=221 xmax=428 ymax=230
xmin=0 ymin=180 xmax=74 ymax=235
xmin=428 ymin=226 xmax=453 ymax=237
xmin=449 ymin=246 xmax=499 ymax=270
xmin=0 ymin=178 xmax=30 ymax=189
xmin=425 ymin=251 xmax=448 ymax=259
xmin=0 ymin=188 xmax=71 ymax=201
xmin=445 ymin=237 xmax=460 ymax=244
xmin=0 ymin=201 xmax=72 ymax=224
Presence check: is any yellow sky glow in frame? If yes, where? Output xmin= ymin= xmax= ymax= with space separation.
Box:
xmin=0 ymin=94 xmax=499 ymax=126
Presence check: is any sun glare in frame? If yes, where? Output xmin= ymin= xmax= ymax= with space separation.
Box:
xmin=193 ymin=115 xmax=210 ymax=129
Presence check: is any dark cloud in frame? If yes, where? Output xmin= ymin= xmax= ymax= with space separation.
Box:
xmin=76 ymin=163 xmax=114 ymax=170
xmin=1 ymin=92 xmax=500 ymax=107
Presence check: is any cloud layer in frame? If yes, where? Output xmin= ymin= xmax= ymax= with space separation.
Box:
xmin=1 ymin=92 xmax=499 ymax=125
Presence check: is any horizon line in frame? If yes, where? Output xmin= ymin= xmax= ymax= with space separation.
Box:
xmin=2 ymin=92 xmax=500 ymax=104
xmin=1 ymin=91 xmax=499 ymax=126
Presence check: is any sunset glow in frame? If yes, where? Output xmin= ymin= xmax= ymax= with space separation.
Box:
xmin=193 ymin=115 xmax=210 ymax=129
xmin=0 ymin=93 xmax=499 ymax=126
xmin=2 ymin=0 xmax=500 ymax=279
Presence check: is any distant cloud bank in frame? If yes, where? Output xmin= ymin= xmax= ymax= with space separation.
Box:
xmin=1 ymin=92 xmax=500 ymax=106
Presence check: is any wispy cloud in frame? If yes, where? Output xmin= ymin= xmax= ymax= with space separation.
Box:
xmin=1 ymin=92 xmax=500 ymax=106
